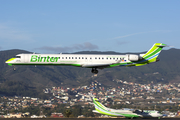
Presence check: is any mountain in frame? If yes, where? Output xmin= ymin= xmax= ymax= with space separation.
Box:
xmin=0 ymin=48 xmax=180 ymax=97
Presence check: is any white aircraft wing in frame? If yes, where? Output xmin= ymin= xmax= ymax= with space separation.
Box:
xmin=81 ymin=63 xmax=110 ymax=68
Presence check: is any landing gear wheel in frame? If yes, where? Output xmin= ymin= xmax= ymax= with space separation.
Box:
xmin=94 ymin=70 xmax=98 ymax=74
xmin=91 ymin=68 xmax=98 ymax=74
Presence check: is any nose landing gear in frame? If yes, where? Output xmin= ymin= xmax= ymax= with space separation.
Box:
xmin=13 ymin=65 xmax=16 ymax=71
xmin=91 ymin=68 xmax=98 ymax=74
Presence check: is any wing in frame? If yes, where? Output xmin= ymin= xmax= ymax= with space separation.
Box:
xmin=81 ymin=63 xmax=110 ymax=69
xmin=81 ymin=59 xmax=124 ymax=69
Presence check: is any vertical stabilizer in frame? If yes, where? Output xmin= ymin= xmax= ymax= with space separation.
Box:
xmin=142 ymin=43 xmax=166 ymax=63
xmin=93 ymin=98 xmax=107 ymax=110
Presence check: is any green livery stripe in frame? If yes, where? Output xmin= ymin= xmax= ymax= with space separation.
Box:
xmin=95 ymin=108 xmax=117 ymax=116
xmin=93 ymin=99 xmax=108 ymax=112
xmin=143 ymin=43 xmax=166 ymax=60
xmin=143 ymin=43 xmax=161 ymax=57
xmin=143 ymin=47 xmax=162 ymax=59
xmin=93 ymin=99 xmax=106 ymax=111
xmin=135 ymin=63 xmax=147 ymax=66
xmin=109 ymin=62 xmax=133 ymax=68
xmin=147 ymin=57 xmax=157 ymax=63
xmin=121 ymin=113 xmax=139 ymax=118
xmin=9 ymin=63 xmax=81 ymax=67
xmin=96 ymin=100 xmax=106 ymax=109
xmin=8 ymin=63 xmax=13 ymax=66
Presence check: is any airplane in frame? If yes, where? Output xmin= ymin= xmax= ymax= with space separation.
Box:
xmin=5 ymin=43 xmax=166 ymax=74
xmin=92 ymin=97 xmax=163 ymax=118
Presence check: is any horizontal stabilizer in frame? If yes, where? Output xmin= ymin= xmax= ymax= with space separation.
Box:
xmin=92 ymin=110 xmax=100 ymax=113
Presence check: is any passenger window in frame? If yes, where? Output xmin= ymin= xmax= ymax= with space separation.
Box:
xmin=75 ymin=57 xmax=77 ymax=59
xmin=62 ymin=57 xmax=64 ymax=59
xmin=79 ymin=57 xmax=81 ymax=59
xmin=69 ymin=57 xmax=71 ymax=59
xmin=72 ymin=57 xmax=73 ymax=59
xmin=95 ymin=57 xmax=97 ymax=59
xmin=82 ymin=57 xmax=84 ymax=59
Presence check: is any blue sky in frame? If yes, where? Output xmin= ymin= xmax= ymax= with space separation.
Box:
xmin=0 ymin=0 xmax=179 ymax=53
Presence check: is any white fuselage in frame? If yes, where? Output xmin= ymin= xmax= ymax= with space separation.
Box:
xmin=134 ymin=110 xmax=163 ymax=118
xmin=11 ymin=53 xmax=130 ymax=66
xmin=6 ymin=53 xmax=142 ymax=73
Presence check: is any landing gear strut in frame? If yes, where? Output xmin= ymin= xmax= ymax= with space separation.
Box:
xmin=91 ymin=68 xmax=98 ymax=74
xmin=13 ymin=65 xmax=16 ymax=71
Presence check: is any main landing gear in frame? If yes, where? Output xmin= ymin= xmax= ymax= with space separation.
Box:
xmin=91 ymin=68 xmax=98 ymax=74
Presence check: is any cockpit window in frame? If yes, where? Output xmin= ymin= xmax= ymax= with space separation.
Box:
xmin=16 ymin=56 xmax=21 ymax=58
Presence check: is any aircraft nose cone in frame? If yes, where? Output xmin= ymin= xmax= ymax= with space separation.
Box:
xmin=5 ymin=58 xmax=15 ymax=64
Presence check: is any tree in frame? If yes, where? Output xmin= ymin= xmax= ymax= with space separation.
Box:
xmin=64 ymin=109 xmax=72 ymax=118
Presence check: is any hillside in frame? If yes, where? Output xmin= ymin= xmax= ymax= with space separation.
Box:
xmin=0 ymin=48 xmax=180 ymax=97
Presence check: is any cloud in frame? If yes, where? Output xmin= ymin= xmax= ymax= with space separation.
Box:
xmin=113 ymin=30 xmax=171 ymax=39
xmin=112 ymin=30 xmax=171 ymax=46
xmin=116 ymin=41 xmax=129 ymax=45
xmin=36 ymin=42 xmax=99 ymax=53
xmin=113 ymin=33 xmax=143 ymax=39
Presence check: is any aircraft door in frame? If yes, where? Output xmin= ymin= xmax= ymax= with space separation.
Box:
xmin=15 ymin=56 xmax=21 ymax=63
xmin=19 ymin=54 xmax=28 ymax=63
xmin=24 ymin=54 xmax=29 ymax=63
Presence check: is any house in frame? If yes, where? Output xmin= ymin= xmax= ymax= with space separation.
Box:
xmin=51 ymin=113 xmax=63 ymax=118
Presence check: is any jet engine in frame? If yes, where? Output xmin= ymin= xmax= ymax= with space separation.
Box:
xmin=128 ymin=54 xmax=142 ymax=61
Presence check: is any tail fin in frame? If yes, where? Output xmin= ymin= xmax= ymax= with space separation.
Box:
xmin=93 ymin=98 xmax=108 ymax=110
xmin=92 ymin=97 xmax=123 ymax=117
xmin=142 ymin=43 xmax=166 ymax=63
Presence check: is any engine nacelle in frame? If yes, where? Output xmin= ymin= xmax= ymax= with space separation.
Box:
xmin=128 ymin=54 xmax=141 ymax=61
